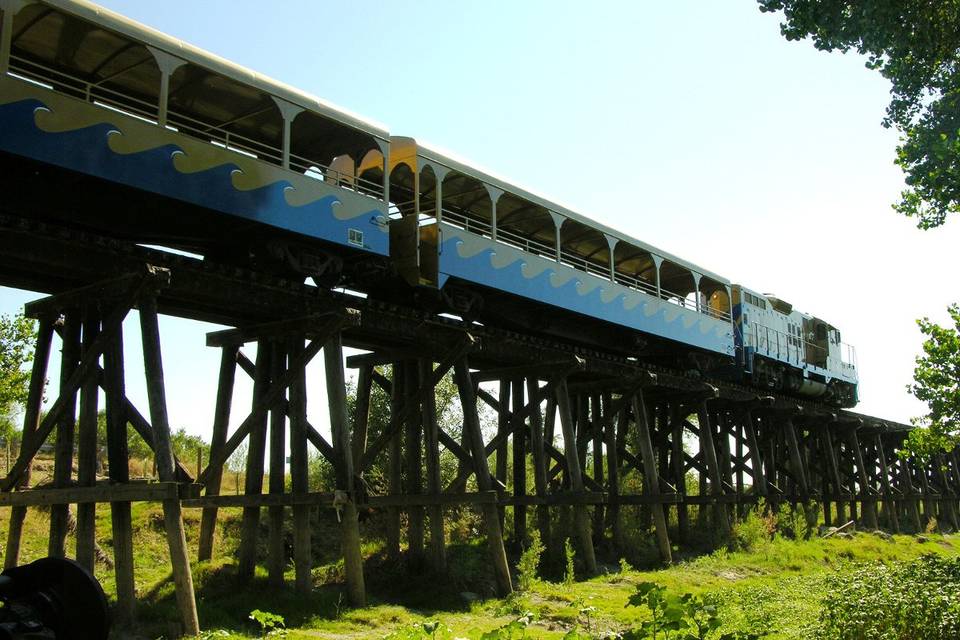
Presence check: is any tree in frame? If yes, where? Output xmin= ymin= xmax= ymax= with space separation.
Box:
xmin=0 ymin=313 xmax=37 ymax=439
xmin=906 ymin=304 xmax=960 ymax=460
xmin=758 ymin=0 xmax=960 ymax=228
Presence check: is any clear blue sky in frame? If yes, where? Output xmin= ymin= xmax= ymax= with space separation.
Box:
xmin=3 ymin=0 xmax=958 ymax=438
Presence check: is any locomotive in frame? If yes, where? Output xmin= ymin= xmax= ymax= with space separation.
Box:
xmin=0 ymin=0 xmax=857 ymax=406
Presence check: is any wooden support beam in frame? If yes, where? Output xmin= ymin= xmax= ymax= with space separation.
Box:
xmin=23 ymin=268 xmax=168 ymax=318
xmin=421 ymin=359 xmax=446 ymax=572
xmin=386 ymin=363 xmax=402 ymax=560
xmin=75 ymin=308 xmax=99 ymax=573
xmin=198 ymin=311 xmax=354 ymax=486
xmin=237 ymin=342 xmax=271 ymax=581
xmin=527 ymin=376 xmax=551 ymax=553
xmin=352 ymin=365 xmax=373 ymax=471
xmin=555 ymin=378 xmax=597 ymax=575
xmin=267 ymin=343 xmax=287 ymax=588
xmin=633 ymin=392 xmax=672 ymax=563
xmin=360 ymin=336 xmax=476 ymax=472
xmin=182 ymin=490 xmax=499 ymax=509
xmin=404 ymin=360 xmax=425 ymax=561
xmin=138 ymin=296 xmax=200 ymax=635
xmin=48 ymin=312 xmax=80 ymax=558
xmin=0 ymin=482 xmax=182 ymax=506
xmin=206 ymin=311 xmax=359 ymax=347
xmin=288 ymin=337 xmax=312 ymax=594
xmin=847 ymin=429 xmax=879 ymax=529
xmin=697 ymin=401 xmax=731 ymax=536
xmin=590 ymin=393 xmax=604 ymax=543
xmin=513 ymin=377 xmax=528 ymax=547
xmin=454 ymin=359 xmax=512 ymax=596
xmin=3 ymin=279 xmax=144 ymax=492
xmin=104 ymin=313 xmax=135 ymax=628
xmin=198 ymin=345 xmax=238 ymax=562
xmin=325 ymin=333 xmax=366 ymax=607
xmin=471 ymin=358 xmax=584 ymax=383
xmin=874 ymin=434 xmax=900 ymax=534
xmin=671 ymin=403 xmax=688 ymax=543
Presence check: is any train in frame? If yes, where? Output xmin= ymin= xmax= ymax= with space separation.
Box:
xmin=0 ymin=0 xmax=858 ymax=406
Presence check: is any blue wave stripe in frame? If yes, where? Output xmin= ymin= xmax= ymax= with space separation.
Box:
xmin=0 ymin=98 xmax=388 ymax=255
xmin=439 ymin=236 xmax=734 ymax=355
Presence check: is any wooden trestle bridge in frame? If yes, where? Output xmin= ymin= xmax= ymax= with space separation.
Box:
xmin=0 ymin=214 xmax=957 ymax=636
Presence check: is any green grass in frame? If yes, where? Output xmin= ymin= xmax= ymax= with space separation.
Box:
xmin=1 ymin=502 xmax=957 ymax=639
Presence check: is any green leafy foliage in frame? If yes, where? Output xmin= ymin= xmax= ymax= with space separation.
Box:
xmin=906 ymin=304 xmax=960 ymax=460
xmin=757 ymin=0 xmax=960 ymax=228
xmin=516 ymin=529 xmax=544 ymax=592
xmin=249 ymin=608 xmax=287 ymax=637
xmin=817 ymin=554 xmax=960 ymax=639
xmin=564 ymin=538 xmax=576 ymax=587
xmin=479 ymin=613 xmax=536 ymax=640
xmin=0 ymin=313 xmax=37 ymax=439
xmin=625 ymin=582 xmax=765 ymax=640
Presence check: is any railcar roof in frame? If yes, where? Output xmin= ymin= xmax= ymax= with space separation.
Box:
xmin=44 ymin=0 xmax=390 ymax=140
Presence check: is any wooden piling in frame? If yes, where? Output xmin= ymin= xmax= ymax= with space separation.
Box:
xmin=198 ymin=344 xmax=238 ymax=562
xmin=697 ymin=400 xmax=731 ymax=537
xmin=267 ymin=342 xmax=287 ymax=587
xmin=420 ymin=359 xmax=446 ymax=572
xmin=139 ymin=296 xmax=200 ymax=636
xmin=48 ymin=312 xmax=80 ymax=558
xmin=454 ymin=359 xmax=512 ymax=596
xmin=75 ymin=308 xmax=100 ymax=573
xmin=325 ymin=333 xmax=366 ymax=607
xmin=555 ymin=378 xmax=596 ymax=576
xmin=404 ymin=360 xmax=425 ymax=561
xmin=633 ymin=392 xmax=672 ymax=563
xmin=288 ymin=337 xmax=312 ymax=594
xmin=238 ymin=342 xmax=271 ymax=581
xmin=104 ymin=317 xmax=135 ymax=628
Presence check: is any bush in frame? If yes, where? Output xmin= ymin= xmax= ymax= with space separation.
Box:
xmin=731 ymin=508 xmax=775 ymax=551
xmin=517 ymin=529 xmax=544 ymax=592
xmin=817 ymin=554 xmax=960 ymax=639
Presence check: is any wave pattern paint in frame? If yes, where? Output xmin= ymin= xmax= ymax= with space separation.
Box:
xmin=438 ymin=224 xmax=735 ymax=356
xmin=0 ymin=76 xmax=387 ymax=255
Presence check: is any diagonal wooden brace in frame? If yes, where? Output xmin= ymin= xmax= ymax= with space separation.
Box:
xmin=197 ymin=310 xmax=358 ymax=486
xmin=359 ymin=335 xmax=477 ymax=471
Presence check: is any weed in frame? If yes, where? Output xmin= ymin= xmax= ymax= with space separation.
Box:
xmin=517 ymin=529 xmax=545 ymax=592
xmin=564 ymin=538 xmax=576 ymax=587
xmin=249 ymin=609 xmax=287 ymax=638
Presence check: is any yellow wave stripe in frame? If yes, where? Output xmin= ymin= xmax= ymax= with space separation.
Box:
xmin=0 ymin=75 xmax=372 ymax=220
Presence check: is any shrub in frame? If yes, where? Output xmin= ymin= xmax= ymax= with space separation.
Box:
xmin=817 ymin=554 xmax=960 ymax=639
xmin=731 ymin=507 xmax=774 ymax=551
xmin=517 ymin=529 xmax=545 ymax=592
xmin=564 ymin=538 xmax=576 ymax=587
